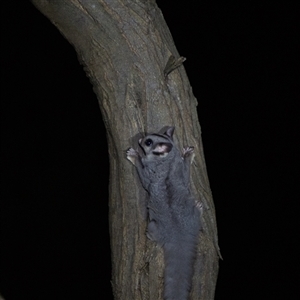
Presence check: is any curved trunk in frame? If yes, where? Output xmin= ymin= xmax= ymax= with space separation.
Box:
xmin=31 ymin=0 xmax=220 ymax=299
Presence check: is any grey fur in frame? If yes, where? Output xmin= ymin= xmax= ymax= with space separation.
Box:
xmin=127 ymin=126 xmax=201 ymax=300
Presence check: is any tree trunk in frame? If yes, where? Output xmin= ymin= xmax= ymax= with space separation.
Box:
xmin=31 ymin=0 xmax=220 ymax=299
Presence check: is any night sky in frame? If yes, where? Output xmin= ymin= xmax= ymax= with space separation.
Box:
xmin=1 ymin=1 xmax=299 ymax=299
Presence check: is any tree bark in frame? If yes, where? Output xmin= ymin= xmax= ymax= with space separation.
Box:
xmin=31 ymin=0 xmax=220 ymax=299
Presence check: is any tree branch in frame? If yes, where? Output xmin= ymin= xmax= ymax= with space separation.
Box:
xmin=31 ymin=0 xmax=220 ymax=299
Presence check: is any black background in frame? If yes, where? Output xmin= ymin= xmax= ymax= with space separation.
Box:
xmin=1 ymin=1 xmax=299 ymax=299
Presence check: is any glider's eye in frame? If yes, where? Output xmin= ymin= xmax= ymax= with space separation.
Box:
xmin=145 ymin=139 xmax=152 ymax=147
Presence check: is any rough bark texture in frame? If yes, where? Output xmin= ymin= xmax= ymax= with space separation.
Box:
xmin=31 ymin=0 xmax=220 ymax=299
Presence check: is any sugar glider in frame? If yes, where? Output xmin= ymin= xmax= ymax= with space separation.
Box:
xmin=127 ymin=126 xmax=201 ymax=300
